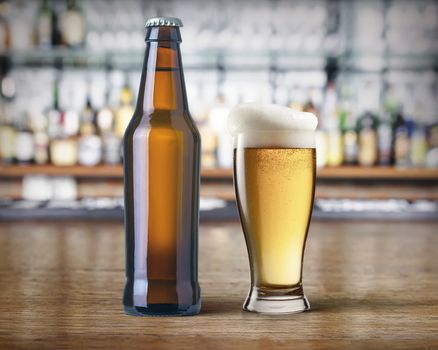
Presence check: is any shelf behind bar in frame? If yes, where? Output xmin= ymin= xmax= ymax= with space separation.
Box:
xmin=3 ymin=49 xmax=437 ymax=71
xmin=1 ymin=164 xmax=438 ymax=180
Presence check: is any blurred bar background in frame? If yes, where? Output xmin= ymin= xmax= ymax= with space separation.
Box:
xmin=0 ymin=0 xmax=436 ymax=221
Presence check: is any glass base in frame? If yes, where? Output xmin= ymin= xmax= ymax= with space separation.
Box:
xmin=243 ymin=286 xmax=310 ymax=314
xmin=124 ymin=301 xmax=201 ymax=317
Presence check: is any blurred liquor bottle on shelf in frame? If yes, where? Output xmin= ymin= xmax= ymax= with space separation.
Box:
xmin=47 ymin=75 xmax=62 ymax=139
xmin=315 ymin=128 xmax=328 ymax=168
xmin=357 ymin=111 xmax=378 ymax=167
xmin=426 ymin=125 xmax=438 ymax=168
xmin=410 ymin=125 xmax=427 ymax=167
xmin=340 ymin=104 xmax=358 ymax=165
xmin=61 ymin=0 xmax=86 ymax=48
xmin=208 ymin=94 xmax=231 ymax=168
xmin=14 ymin=113 xmax=34 ymax=164
xmin=0 ymin=103 xmax=15 ymax=163
xmin=115 ymin=80 xmax=134 ymax=139
xmin=48 ymin=76 xmax=77 ymax=166
xmin=327 ymin=120 xmax=343 ymax=166
xmin=410 ymin=106 xmax=428 ymax=167
xmin=377 ymin=111 xmax=393 ymax=166
xmin=0 ymin=59 xmax=17 ymax=164
xmin=338 ymin=84 xmax=358 ymax=165
xmin=63 ymin=107 xmax=79 ymax=137
xmin=63 ymin=85 xmax=80 ymax=139
xmin=97 ymin=83 xmax=120 ymax=165
xmin=198 ymin=117 xmax=217 ymax=168
xmin=321 ymin=82 xmax=343 ymax=167
xmin=78 ymin=90 xmax=102 ymax=166
xmin=392 ymin=109 xmax=410 ymax=168
xmin=0 ymin=0 xmax=10 ymax=52
xmin=305 ymin=93 xmax=327 ymax=168
xmin=78 ymin=87 xmax=94 ymax=135
xmin=410 ymin=100 xmax=428 ymax=167
xmin=313 ymin=105 xmax=325 ymax=167
xmin=50 ymin=132 xmax=78 ymax=166
xmin=96 ymin=94 xmax=114 ymax=136
xmin=102 ymin=132 xmax=121 ymax=165
xmin=35 ymin=0 xmax=53 ymax=49
xmin=394 ymin=125 xmax=410 ymax=168
xmin=8 ymin=0 xmax=32 ymax=51
xmin=0 ymin=61 xmax=15 ymax=102
xmin=30 ymin=111 xmax=49 ymax=165
xmin=343 ymin=127 xmax=358 ymax=165
xmin=381 ymin=85 xmax=400 ymax=166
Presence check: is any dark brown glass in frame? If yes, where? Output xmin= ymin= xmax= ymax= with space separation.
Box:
xmin=123 ymin=25 xmax=201 ymax=316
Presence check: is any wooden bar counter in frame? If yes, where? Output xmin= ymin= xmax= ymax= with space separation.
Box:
xmin=0 ymin=220 xmax=437 ymax=349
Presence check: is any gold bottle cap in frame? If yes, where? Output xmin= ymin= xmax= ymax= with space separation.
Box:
xmin=145 ymin=17 xmax=183 ymax=28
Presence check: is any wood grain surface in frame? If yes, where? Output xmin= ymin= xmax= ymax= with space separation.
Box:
xmin=0 ymin=220 xmax=437 ymax=349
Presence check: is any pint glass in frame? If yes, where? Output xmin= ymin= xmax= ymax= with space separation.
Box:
xmin=230 ymin=104 xmax=317 ymax=314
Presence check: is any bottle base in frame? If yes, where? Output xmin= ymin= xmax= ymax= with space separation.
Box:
xmin=243 ymin=286 xmax=310 ymax=314
xmin=124 ymin=300 xmax=201 ymax=317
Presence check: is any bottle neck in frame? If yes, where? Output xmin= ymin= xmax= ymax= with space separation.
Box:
xmin=137 ymin=29 xmax=188 ymax=114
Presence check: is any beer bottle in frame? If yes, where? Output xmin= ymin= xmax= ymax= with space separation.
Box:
xmin=123 ymin=17 xmax=201 ymax=316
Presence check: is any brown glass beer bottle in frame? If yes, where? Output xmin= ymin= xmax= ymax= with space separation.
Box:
xmin=123 ymin=17 xmax=201 ymax=316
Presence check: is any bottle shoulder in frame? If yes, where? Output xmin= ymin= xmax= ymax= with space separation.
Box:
xmin=124 ymin=109 xmax=199 ymax=141
xmin=128 ymin=110 xmax=197 ymax=128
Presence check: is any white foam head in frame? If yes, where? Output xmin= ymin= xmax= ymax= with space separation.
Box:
xmin=228 ymin=103 xmax=318 ymax=148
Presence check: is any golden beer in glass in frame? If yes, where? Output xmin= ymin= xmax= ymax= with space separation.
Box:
xmin=230 ymin=104 xmax=317 ymax=314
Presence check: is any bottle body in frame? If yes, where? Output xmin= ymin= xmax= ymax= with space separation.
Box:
xmin=123 ymin=21 xmax=201 ymax=316
xmin=123 ymin=110 xmax=201 ymax=316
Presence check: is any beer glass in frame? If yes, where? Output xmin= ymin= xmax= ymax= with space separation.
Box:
xmin=230 ymin=104 xmax=317 ymax=314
